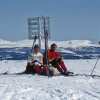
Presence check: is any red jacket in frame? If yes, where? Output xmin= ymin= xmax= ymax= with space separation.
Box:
xmin=48 ymin=50 xmax=61 ymax=60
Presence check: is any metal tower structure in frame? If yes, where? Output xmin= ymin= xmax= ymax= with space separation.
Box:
xmin=28 ymin=17 xmax=40 ymax=39
xmin=28 ymin=16 xmax=50 ymax=49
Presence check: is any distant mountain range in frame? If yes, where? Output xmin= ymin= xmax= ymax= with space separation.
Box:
xmin=0 ymin=39 xmax=100 ymax=60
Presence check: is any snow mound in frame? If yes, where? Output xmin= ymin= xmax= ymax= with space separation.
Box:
xmin=52 ymin=40 xmax=95 ymax=48
xmin=0 ymin=39 xmax=12 ymax=44
xmin=0 ymin=38 xmax=99 ymax=48
xmin=57 ymin=48 xmax=76 ymax=54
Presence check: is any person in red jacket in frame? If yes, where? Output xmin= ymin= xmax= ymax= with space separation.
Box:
xmin=48 ymin=43 xmax=68 ymax=75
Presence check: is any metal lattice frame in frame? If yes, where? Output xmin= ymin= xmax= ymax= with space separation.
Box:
xmin=28 ymin=16 xmax=50 ymax=49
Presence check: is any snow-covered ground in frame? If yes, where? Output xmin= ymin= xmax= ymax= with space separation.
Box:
xmin=0 ymin=59 xmax=100 ymax=100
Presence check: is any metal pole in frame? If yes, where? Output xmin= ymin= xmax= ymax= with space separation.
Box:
xmin=38 ymin=17 xmax=41 ymax=49
xmin=90 ymin=57 xmax=99 ymax=76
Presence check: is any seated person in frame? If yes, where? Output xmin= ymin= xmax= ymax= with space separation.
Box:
xmin=25 ymin=45 xmax=43 ymax=74
xmin=25 ymin=45 xmax=51 ymax=75
xmin=48 ymin=43 xmax=68 ymax=75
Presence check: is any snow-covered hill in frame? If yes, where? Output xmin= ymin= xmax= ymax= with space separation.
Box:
xmin=0 ymin=39 xmax=100 ymax=48
xmin=0 ymin=39 xmax=100 ymax=60
xmin=0 ymin=39 xmax=100 ymax=100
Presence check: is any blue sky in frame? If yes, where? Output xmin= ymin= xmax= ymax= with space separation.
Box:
xmin=0 ymin=0 xmax=100 ymax=41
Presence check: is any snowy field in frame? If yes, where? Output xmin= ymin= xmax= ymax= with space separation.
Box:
xmin=0 ymin=60 xmax=100 ymax=100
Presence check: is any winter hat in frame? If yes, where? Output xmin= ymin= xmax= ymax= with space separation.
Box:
xmin=34 ymin=44 xmax=39 ymax=49
xmin=51 ymin=43 xmax=57 ymax=47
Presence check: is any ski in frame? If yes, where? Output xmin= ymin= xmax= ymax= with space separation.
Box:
xmin=43 ymin=17 xmax=50 ymax=77
xmin=64 ymin=73 xmax=100 ymax=78
xmin=0 ymin=72 xmax=100 ymax=78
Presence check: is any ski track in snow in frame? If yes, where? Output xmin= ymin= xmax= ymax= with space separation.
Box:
xmin=0 ymin=60 xmax=100 ymax=100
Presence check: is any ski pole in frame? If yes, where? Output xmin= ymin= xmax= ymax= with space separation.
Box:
xmin=27 ymin=35 xmax=37 ymax=63
xmin=90 ymin=57 xmax=99 ymax=76
xmin=31 ymin=35 xmax=38 ymax=52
